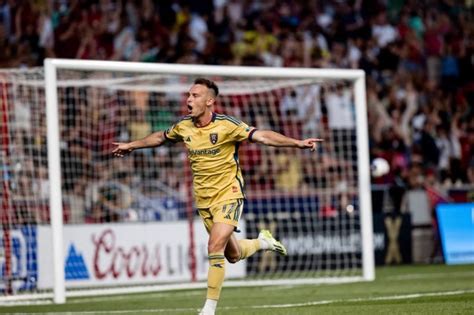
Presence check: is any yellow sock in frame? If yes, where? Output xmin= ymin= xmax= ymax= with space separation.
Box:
xmin=207 ymin=252 xmax=225 ymax=300
xmin=238 ymin=239 xmax=261 ymax=260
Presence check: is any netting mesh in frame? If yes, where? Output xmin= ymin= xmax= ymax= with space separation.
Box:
xmin=1 ymin=68 xmax=363 ymax=297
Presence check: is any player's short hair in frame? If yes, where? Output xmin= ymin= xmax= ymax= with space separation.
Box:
xmin=194 ymin=78 xmax=219 ymax=96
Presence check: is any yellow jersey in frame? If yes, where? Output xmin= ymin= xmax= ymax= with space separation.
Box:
xmin=164 ymin=113 xmax=256 ymax=208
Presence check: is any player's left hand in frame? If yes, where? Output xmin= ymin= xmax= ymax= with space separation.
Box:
xmin=299 ymin=138 xmax=324 ymax=152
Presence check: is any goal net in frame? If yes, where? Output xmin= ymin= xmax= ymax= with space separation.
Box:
xmin=0 ymin=60 xmax=373 ymax=303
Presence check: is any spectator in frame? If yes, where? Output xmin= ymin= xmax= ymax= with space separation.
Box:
xmin=372 ymin=11 xmax=397 ymax=48
xmin=324 ymin=84 xmax=356 ymax=160
xmin=1 ymin=0 xmax=473 ymax=224
xmin=274 ymin=149 xmax=303 ymax=192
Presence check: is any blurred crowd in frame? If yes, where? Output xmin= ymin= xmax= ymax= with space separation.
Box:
xmin=2 ymin=0 xmax=473 ymax=223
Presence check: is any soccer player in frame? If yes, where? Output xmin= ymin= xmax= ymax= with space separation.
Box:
xmin=112 ymin=78 xmax=323 ymax=315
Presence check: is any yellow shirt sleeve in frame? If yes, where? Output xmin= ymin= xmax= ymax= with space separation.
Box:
xmin=164 ymin=120 xmax=183 ymax=142
xmin=227 ymin=117 xmax=257 ymax=142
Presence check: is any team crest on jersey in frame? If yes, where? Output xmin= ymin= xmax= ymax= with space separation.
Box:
xmin=210 ymin=133 xmax=218 ymax=144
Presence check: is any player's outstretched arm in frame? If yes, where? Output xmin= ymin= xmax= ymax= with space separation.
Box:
xmin=251 ymin=129 xmax=323 ymax=152
xmin=112 ymin=131 xmax=166 ymax=157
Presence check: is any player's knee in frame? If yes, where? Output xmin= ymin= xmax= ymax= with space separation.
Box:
xmin=225 ymin=253 xmax=240 ymax=264
xmin=208 ymin=239 xmax=225 ymax=254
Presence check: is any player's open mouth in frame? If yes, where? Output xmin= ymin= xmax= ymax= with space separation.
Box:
xmin=187 ymin=105 xmax=192 ymax=112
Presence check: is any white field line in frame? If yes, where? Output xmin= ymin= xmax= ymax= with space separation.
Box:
xmin=248 ymin=289 xmax=474 ymax=309
xmin=3 ymin=289 xmax=474 ymax=314
xmin=386 ymin=271 xmax=474 ymax=281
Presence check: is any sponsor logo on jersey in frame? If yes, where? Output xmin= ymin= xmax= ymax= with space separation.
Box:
xmin=189 ymin=148 xmax=221 ymax=156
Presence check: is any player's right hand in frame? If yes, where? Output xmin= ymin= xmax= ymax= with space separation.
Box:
xmin=112 ymin=142 xmax=134 ymax=157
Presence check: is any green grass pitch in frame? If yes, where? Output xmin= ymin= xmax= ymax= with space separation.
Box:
xmin=3 ymin=264 xmax=474 ymax=314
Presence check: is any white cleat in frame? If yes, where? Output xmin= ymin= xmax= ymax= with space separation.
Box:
xmin=199 ymin=299 xmax=217 ymax=314
xmin=258 ymin=230 xmax=287 ymax=256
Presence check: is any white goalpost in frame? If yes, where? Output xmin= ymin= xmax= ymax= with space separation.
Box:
xmin=0 ymin=58 xmax=374 ymax=304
